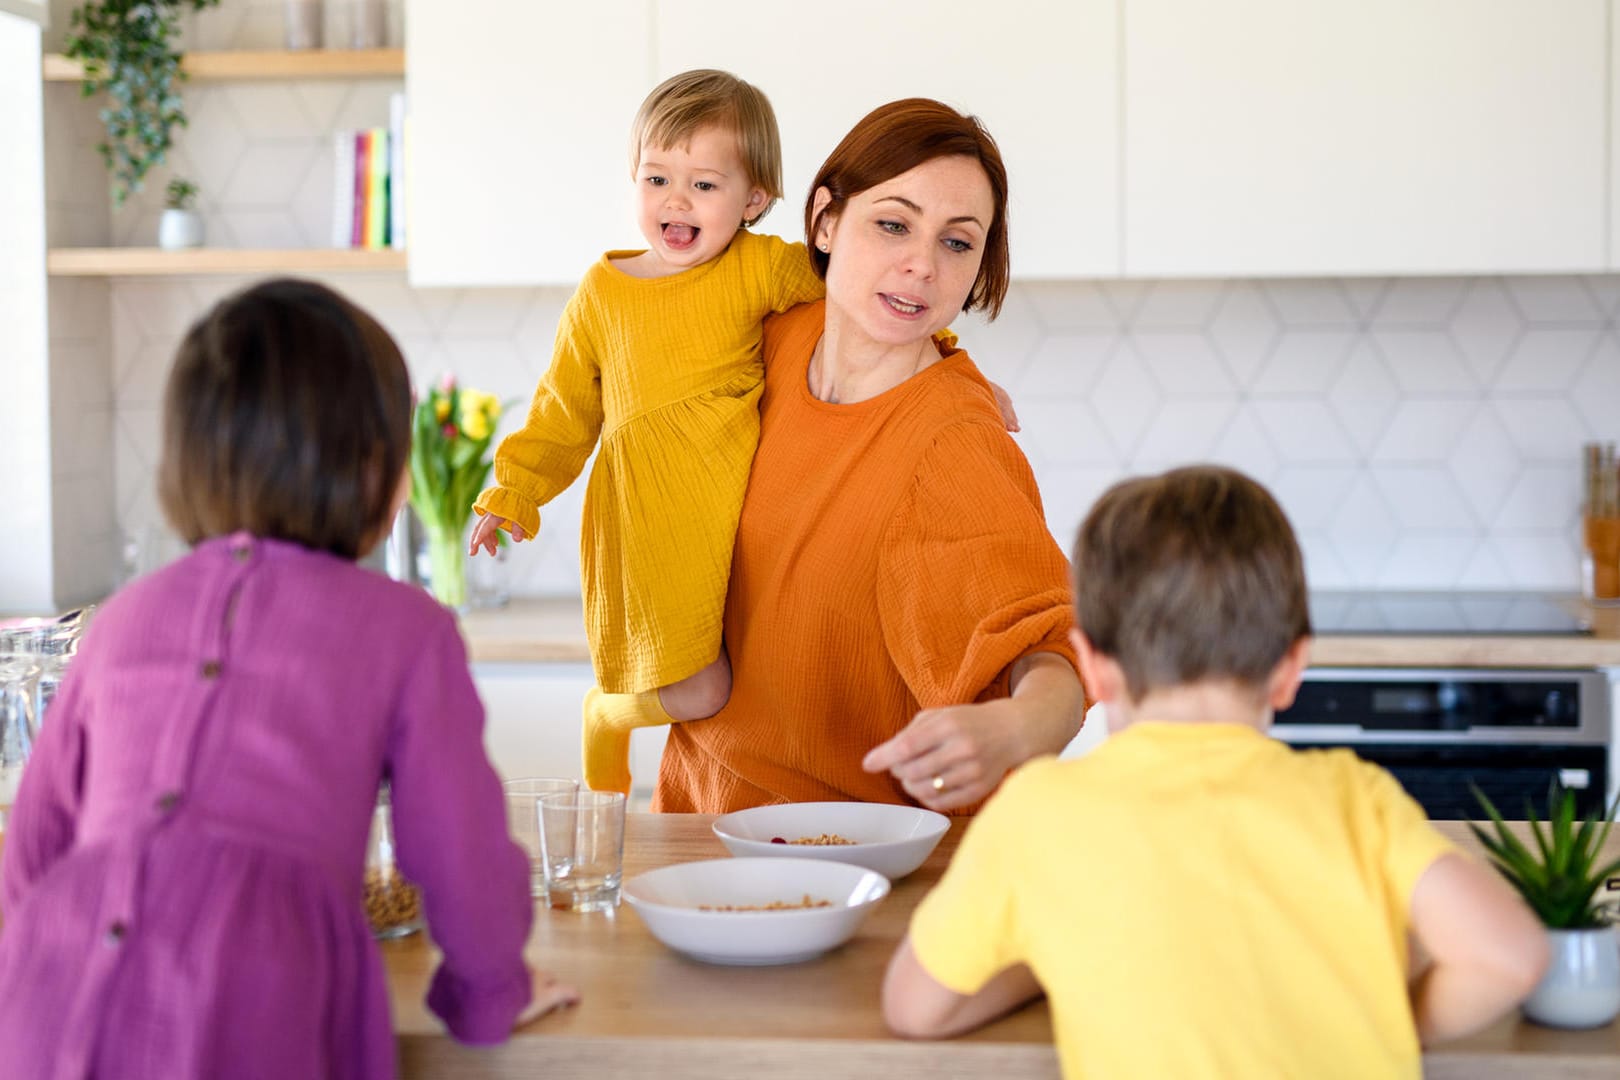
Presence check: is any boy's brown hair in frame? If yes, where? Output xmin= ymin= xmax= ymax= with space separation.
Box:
xmin=1071 ymin=466 xmax=1311 ymax=700
xmin=804 ymin=97 xmax=1011 ymax=319
xmin=630 ymin=68 xmax=783 ymax=226
xmin=158 ymin=278 xmax=413 ymax=560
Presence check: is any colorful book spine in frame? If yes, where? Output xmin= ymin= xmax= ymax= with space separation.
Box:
xmin=331 ymin=129 xmax=356 ymax=248
xmin=388 ymin=92 xmax=407 ymax=250
xmin=351 ymin=130 xmax=368 ymax=248
xmin=366 ymin=126 xmax=389 ymax=250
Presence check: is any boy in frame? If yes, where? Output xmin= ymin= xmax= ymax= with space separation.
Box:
xmin=881 ymin=465 xmax=1549 ymax=1078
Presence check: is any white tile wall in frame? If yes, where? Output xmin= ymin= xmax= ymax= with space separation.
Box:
xmin=42 ymin=2 xmax=1620 ymax=597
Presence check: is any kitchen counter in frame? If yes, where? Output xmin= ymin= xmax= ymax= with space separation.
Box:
xmin=460 ymin=597 xmax=1620 ymax=669
xmin=386 ymin=814 xmax=1620 ymax=1079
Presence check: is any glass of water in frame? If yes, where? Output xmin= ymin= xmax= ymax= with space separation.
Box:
xmin=538 ymin=789 xmax=626 ymax=913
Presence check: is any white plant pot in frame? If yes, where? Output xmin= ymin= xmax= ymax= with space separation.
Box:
xmin=1522 ymin=926 xmax=1620 ymax=1029
xmin=158 ymin=208 xmax=204 ymax=250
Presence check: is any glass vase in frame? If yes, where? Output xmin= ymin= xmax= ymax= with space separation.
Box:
xmin=423 ymin=526 xmax=468 ymax=610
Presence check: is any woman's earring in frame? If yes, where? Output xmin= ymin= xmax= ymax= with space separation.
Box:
xmin=817 ymin=241 xmax=829 ymax=253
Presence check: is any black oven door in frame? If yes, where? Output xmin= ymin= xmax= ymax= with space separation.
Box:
xmin=1285 ymin=741 xmax=1609 ymax=820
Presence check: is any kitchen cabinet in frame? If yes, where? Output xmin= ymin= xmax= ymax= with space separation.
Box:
xmin=405 ymin=0 xmax=1117 ymax=284
xmin=1613 ymin=3 xmax=1620 ymax=268
xmin=655 ymin=0 xmax=1120 ymax=278
xmin=403 ymin=0 xmax=652 ymax=286
xmin=1124 ymin=0 xmax=1608 ymax=277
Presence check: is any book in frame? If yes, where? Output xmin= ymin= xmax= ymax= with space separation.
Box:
xmin=331 ymin=129 xmax=356 ymax=248
xmin=351 ymin=130 xmax=368 ymax=248
xmin=388 ymin=91 xmax=407 ymax=250
xmin=366 ymin=126 xmax=389 ymax=250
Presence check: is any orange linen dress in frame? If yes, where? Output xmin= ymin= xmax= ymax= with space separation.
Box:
xmin=652 ymin=301 xmax=1078 ymax=814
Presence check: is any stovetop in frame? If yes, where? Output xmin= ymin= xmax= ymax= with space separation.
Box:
xmin=1308 ymin=592 xmax=1593 ymax=636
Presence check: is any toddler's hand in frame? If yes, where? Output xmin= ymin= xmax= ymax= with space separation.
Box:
xmin=989 ymin=380 xmax=1020 ymax=432
xmin=469 ymin=513 xmax=525 ymax=556
xmin=513 ymin=969 xmax=580 ymax=1031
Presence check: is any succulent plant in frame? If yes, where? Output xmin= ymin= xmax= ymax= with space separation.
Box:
xmin=1471 ymin=784 xmax=1620 ymax=930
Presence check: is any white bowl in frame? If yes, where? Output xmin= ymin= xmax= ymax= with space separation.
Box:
xmin=711 ymin=801 xmax=950 ymax=879
xmin=622 ymin=857 xmax=890 ymax=965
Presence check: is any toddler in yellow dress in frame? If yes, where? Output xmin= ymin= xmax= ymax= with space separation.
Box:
xmin=470 ymin=70 xmax=824 ymax=794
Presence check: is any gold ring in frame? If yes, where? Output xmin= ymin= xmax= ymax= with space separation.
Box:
xmin=931 ymin=774 xmax=946 ymax=793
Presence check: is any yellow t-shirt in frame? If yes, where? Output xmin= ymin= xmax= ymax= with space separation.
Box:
xmin=909 ymin=723 xmax=1457 ymax=1080
xmin=473 ymin=230 xmax=823 ymax=692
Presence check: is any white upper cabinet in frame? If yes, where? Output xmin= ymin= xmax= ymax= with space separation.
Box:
xmin=1124 ymin=0 xmax=1608 ymax=277
xmin=654 ymin=0 xmax=1120 ymax=278
xmin=1612 ymin=3 xmax=1620 ymax=268
xmin=405 ymin=0 xmax=653 ymax=286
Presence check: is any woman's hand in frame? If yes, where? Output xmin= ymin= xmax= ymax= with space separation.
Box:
xmin=469 ymin=512 xmax=525 ymax=557
xmin=860 ymin=652 xmax=1083 ymax=811
xmin=860 ymin=697 xmax=1030 ymax=811
xmin=512 ymin=969 xmax=580 ymax=1031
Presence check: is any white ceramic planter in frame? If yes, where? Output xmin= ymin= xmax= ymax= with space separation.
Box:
xmin=1522 ymin=926 xmax=1620 ymax=1029
xmin=157 ymin=208 xmax=204 ymax=250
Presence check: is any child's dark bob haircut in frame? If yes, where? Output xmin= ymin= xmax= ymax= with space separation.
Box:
xmin=1072 ymin=465 xmax=1312 ymax=700
xmin=157 ymin=278 xmax=413 ymax=560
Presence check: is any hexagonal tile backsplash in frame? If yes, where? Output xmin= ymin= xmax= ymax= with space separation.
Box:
xmin=46 ymin=2 xmax=1620 ymax=596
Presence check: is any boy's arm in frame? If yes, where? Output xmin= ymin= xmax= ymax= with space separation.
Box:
xmin=1407 ymin=851 xmax=1549 ymax=1044
xmin=883 ymin=938 xmax=1042 ymax=1039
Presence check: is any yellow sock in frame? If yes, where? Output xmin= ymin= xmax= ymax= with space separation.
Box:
xmin=582 ymin=686 xmax=672 ymax=795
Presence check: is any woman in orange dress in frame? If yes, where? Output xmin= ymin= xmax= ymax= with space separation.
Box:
xmin=653 ymin=99 xmax=1084 ymax=815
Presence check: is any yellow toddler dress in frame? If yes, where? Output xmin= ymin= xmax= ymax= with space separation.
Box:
xmin=473 ymin=230 xmax=823 ymax=693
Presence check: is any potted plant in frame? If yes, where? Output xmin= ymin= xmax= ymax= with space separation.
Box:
xmin=408 ymin=377 xmax=506 ymax=610
xmin=63 ymin=0 xmax=221 ymax=208
xmin=1471 ymin=785 xmax=1620 ymax=1029
xmin=157 ymin=178 xmax=204 ymax=250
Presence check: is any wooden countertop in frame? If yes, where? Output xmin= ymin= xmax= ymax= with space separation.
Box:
xmin=460 ymin=597 xmax=1620 ymax=669
xmin=386 ymin=814 xmax=1620 ymax=1080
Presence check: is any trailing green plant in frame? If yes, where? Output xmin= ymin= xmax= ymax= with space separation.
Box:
xmin=1471 ymin=784 xmax=1620 ymax=930
xmin=164 ymin=178 xmax=198 ymax=211
xmin=63 ymin=0 xmax=222 ymax=207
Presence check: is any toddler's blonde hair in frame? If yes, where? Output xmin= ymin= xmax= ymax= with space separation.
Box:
xmin=630 ymin=69 xmax=782 ymax=226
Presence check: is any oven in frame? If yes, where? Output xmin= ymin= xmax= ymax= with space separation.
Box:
xmin=1272 ymin=668 xmax=1612 ymax=820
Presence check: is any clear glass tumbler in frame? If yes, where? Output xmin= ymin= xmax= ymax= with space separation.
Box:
xmin=538 ymin=789 xmax=626 ymax=913
xmin=503 ymin=777 xmax=580 ymax=899
xmin=0 ymin=659 xmax=39 ymax=823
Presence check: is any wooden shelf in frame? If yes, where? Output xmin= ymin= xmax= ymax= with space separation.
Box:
xmin=42 ymin=48 xmax=405 ymax=82
xmin=46 ymin=248 xmax=408 ymax=277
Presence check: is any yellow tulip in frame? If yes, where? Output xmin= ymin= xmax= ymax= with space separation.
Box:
xmin=434 ymin=397 xmax=451 ymax=424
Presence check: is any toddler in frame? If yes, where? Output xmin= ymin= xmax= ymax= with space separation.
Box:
xmin=0 ymin=279 xmax=576 ymax=1079
xmin=470 ymin=69 xmax=824 ymax=794
xmin=882 ymin=465 xmax=1549 ymax=1078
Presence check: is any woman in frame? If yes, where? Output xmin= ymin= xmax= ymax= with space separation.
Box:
xmin=651 ymin=99 xmax=1083 ymax=815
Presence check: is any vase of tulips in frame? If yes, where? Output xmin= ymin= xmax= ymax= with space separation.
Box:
xmin=408 ymin=376 xmax=503 ymax=610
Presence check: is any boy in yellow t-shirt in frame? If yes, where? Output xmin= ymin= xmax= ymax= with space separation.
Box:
xmin=882 ymin=466 xmax=1550 ymax=1079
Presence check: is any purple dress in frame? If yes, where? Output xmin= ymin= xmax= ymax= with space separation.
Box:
xmin=0 ymin=534 xmax=533 ymax=1079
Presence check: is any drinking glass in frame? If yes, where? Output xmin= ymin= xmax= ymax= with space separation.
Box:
xmin=503 ymin=777 xmax=579 ymax=899
xmin=0 ymin=659 xmax=40 ymax=823
xmin=538 ymin=789 xmax=625 ymax=913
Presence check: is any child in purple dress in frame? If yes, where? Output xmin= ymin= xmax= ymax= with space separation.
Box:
xmin=0 ymin=279 xmax=578 ymax=1079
